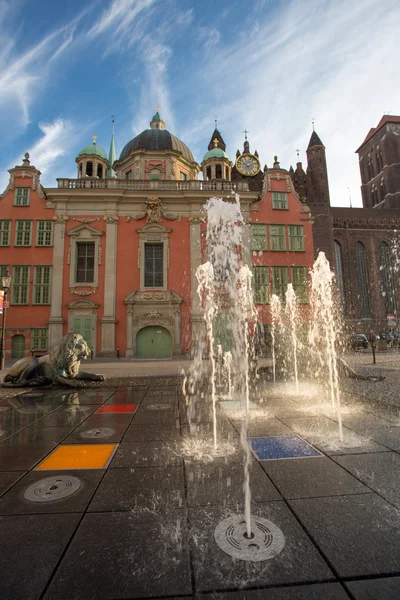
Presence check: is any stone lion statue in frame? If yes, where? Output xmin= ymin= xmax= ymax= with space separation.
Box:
xmin=2 ymin=333 xmax=106 ymax=388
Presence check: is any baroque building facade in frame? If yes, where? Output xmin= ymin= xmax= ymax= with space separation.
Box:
xmin=0 ymin=112 xmax=314 ymax=359
xmin=291 ymin=115 xmax=400 ymax=332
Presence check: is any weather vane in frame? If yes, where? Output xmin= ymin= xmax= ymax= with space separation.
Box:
xmin=243 ymin=129 xmax=249 ymax=141
xmin=296 ymin=148 xmax=300 ymax=159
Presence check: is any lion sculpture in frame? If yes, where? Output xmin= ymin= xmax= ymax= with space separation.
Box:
xmin=2 ymin=333 xmax=106 ymax=388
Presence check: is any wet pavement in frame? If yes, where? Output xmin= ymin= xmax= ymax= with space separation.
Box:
xmin=0 ymin=378 xmax=400 ymax=599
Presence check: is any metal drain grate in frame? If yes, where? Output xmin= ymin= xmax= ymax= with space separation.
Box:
xmin=214 ymin=515 xmax=285 ymax=562
xmin=24 ymin=476 xmax=81 ymax=503
xmin=146 ymin=404 xmax=171 ymax=411
xmin=80 ymin=427 xmax=115 ymax=439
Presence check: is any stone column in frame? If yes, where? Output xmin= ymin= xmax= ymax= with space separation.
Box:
xmin=211 ymin=165 xmax=216 ymax=180
xmin=190 ymin=221 xmax=204 ymax=356
xmin=99 ymin=219 xmax=118 ymax=356
xmin=125 ymin=306 xmax=134 ymax=357
xmin=48 ymin=218 xmax=66 ymax=349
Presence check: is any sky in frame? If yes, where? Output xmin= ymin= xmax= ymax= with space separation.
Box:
xmin=0 ymin=0 xmax=399 ymax=207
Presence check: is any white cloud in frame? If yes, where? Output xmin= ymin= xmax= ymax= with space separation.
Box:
xmin=199 ymin=27 xmax=221 ymax=51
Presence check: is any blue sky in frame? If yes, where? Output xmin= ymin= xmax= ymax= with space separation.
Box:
xmin=0 ymin=0 xmax=399 ymax=206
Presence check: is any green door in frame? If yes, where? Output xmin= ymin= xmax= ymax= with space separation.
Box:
xmin=12 ymin=335 xmax=25 ymax=359
xmin=136 ymin=326 xmax=172 ymax=358
xmin=72 ymin=317 xmax=93 ymax=348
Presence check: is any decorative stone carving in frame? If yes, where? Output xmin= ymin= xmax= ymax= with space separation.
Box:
xmin=133 ymin=197 xmax=179 ymax=223
xmin=98 ymin=246 xmax=102 ymax=265
xmin=188 ymin=216 xmax=205 ymax=223
xmin=53 ymin=215 xmax=69 ymax=223
xmin=134 ymin=160 xmax=140 ymax=177
xmin=144 ymin=160 xmax=166 ymax=174
xmin=67 ymin=245 xmax=71 ymax=265
xmin=70 ymin=287 xmax=98 ymax=296
xmin=171 ymin=160 xmax=176 ymax=176
xmin=265 ymin=173 xmax=293 ymax=192
xmin=147 ymin=310 xmax=161 ymax=319
xmin=103 ymin=216 xmax=119 ymax=224
xmin=72 ymin=217 xmax=100 ymax=224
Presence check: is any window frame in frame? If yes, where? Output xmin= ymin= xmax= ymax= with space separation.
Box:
xmin=272 ymin=266 xmax=288 ymax=300
xmin=253 ymin=266 xmax=270 ymax=304
xmin=251 ymin=224 xmax=268 ymax=252
xmin=290 ymin=266 xmax=308 ymax=303
xmin=270 ymin=224 xmax=286 ymax=251
xmin=67 ymin=224 xmax=103 ymax=289
xmin=36 ymin=221 xmax=54 ymax=247
xmin=31 ymin=328 xmax=48 ymax=351
xmin=272 ymin=192 xmax=288 ymax=210
xmin=15 ymin=220 xmax=33 ymax=246
xmin=288 ymin=225 xmax=305 ymax=252
xmin=0 ymin=220 xmax=11 ymax=246
xmin=138 ymin=223 xmax=170 ymax=292
xmin=11 ymin=265 xmax=30 ymax=305
xmin=75 ymin=242 xmax=95 ymax=284
xmin=14 ymin=187 xmax=30 ymax=206
xmin=33 ymin=265 xmax=52 ymax=305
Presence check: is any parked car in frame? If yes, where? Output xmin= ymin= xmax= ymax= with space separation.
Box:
xmin=351 ymin=334 xmax=368 ymax=349
xmin=378 ymin=332 xmax=394 ymax=342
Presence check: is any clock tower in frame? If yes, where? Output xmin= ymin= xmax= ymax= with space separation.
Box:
xmin=231 ymin=135 xmax=263 ymax=192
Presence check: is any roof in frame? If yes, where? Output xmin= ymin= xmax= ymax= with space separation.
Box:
xmin=207 ymin=128 xmax=226 ymax=151
xmin=307 ymin=131 xmax=324 ymax=150
xmin=356 ymin=115 xmax=400 ymax=152
xmin=119 ymin=129 xmax=194 ymax=162
xmin=77 ymin=144 xmax=108 ymax=161
xmin=202 ymin=147 xmax=230 ymax=162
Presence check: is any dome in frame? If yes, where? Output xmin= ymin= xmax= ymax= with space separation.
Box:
xmin=77 ymin=144 xmax=108 ymax=161
xmin=202 ymin=147 xmax=230 ymax=162
xmin=119 ymin=129 xmax=194 ymax=162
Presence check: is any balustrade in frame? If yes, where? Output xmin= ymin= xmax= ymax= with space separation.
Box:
xmin=56 ymin=178 xmax=250 ymax=192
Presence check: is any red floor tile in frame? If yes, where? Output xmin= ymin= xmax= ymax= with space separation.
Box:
xmin=96 ymin=404 xmax=138 ymax=414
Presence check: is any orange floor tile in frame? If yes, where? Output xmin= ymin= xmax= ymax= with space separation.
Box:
xmin=36 ymin=444 xmax=117 ymax=470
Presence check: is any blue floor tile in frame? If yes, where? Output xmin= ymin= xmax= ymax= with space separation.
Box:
xmin=249 ymin=436 xmax=322 ymax=460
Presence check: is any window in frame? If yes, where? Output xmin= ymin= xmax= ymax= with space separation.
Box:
xmin=0 ymin=265 xmax=9 ymax=277
xmin=334 ymin=240 xmax=345 ymax=305
xmin=272 ymin=192 xmax=288 ymax=209
xmin=272 ymin=266 xmax=288 ymax=299
xmin=206 ymin=166 xmax=212 ymax=180
xmin=36 ymin=221 xmax=53 ymax=246
xmin=376 ymin=149 xmax=384 ymax=172
xmin=144 ymin=243 xmax=163 ymax=287
xmin=76 ymin=242 xmax=95 ymax=283
xmin=291 ymin=267 xmax=308 ymax=303
xmin=371 ymin=185 xmax=378 ymax=206
xmin=213 ymin=314 xmax=235 ymax=352
xmin=0 ymin=221 xmax=10 ymax=246
xmin=180 ymin=172 xmax=188 ymax=180
xmin=380 ymin=177 xmax=386 ymax=200
xmin=355 ymin=242 xmax=371 ymax=318
xmin=11 ymin=266 xmax=29 ymax=305
xmin=31 ymin=328 xmax=48 ymax=351
xmin=14 ymin=187 xmax=30 ymax=206
xmin=270 ymin=225 xmax=286 ymax=251
xmin=33 ymin=266 xmax=52 ymax=304
xmin=125 ymin=170 xmax=132 ymax=180
xmin=253 ymin=266 xmax=269 ymax=304
xmin=251 ymin=224 xmax=267 ymax=251
xmin=216 ymin=165 xmax=222 ymax=179
xmin=15 ymin=221 xmax=32 ymax=246
xmin=379 ymin=242 xmax=395 ymax=314
xmin=288 ymin=225 xmax=304 ymax=251
xmin=86 ymin=162 xmax=93 ymax=177
xmin=148 ymin=175 xmax=161 ymax=181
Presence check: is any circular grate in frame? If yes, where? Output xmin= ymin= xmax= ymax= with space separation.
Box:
xmin=24 ymin=476 xmax=81 ymax=503
xmin=214 ymin=515 xmax=285 ymax=562
xmin=80 ymin=427 xmax=115 ymax=439
xmin=146 ymin=404 xmax=171 ymax=411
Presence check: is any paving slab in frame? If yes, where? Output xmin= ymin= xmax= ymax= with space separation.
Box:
xmin=345 ymin=576 xmax=400 ymax=599
xmin=64 ymin=413 xmax=132 ymax=444
xmin=76 ymin=389 xmax=116 ymax=403
xmin=124 ymin=421 xmax=182 ymax=441
xmin=289 ymin=494 xmax=400 ymax=577
xmin=0 ymin=471 xmax=27 ymax=497
xmin=88 ymin=465 xmax=185 ymax=512
xmin=37 ymin=405 xmax=97 ymax=427
xmin=1 ymin=425 xmax=72 ymax=446
xmin=43 ymin=510 xmax=192 ymax=599
xmin=110 ymin=441 xmax=182 ymax=468
xmin=185 ymin=460 xmax=281 ymax=507
xmin=131 ymin=406 xmax=180 ymax=424
xmin=197 ymin=582 xmax=351 ymax=599
xmin=232 ymin=419 xmax=294 ymax=438
xmin=0 ymin=513 xmax=80 ymax=600
xmin=189 ymin=503 xmax=333 ymax=591
xmin=0 ymin=442 xmax=55 ymax=470
xmin=333 ymin=452 xmax=400 ymax=507
xmin=261 ymin=456 xmax=372 ymax=499
xmin=0 ymin=469 xmax=103 ymax=514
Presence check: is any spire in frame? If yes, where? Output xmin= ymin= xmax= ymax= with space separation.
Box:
xmin=208 ymin=128 xmax=226 ymax=151
xmin=307 ymin=130 xmax=324 ymax=150
xmin=107 ymin=116 xmax=117 ymax=179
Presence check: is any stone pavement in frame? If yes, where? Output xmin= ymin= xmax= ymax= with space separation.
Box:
xmin=0 ymin=374 xmax=400 ymax=599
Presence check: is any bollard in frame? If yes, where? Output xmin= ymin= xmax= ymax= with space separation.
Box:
xmin=90 ymin=347 xmax=94 ymax=360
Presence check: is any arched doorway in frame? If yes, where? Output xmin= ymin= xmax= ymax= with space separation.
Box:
xmin=136 ymin=326 xmax=172 ymax=358
xmin=12 ymin=335 xmax=25 ymax=359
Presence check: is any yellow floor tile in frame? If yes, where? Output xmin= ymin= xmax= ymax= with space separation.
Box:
xmin=36 ymin=444 xmax=117 ymax=470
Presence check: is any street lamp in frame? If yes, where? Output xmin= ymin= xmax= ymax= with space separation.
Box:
xmin=0 ymin=271 xmax=12 ymax=370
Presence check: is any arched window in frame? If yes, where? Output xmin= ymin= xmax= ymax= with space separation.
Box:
xmin=334 ymin=240 xmax=345 ymax=306
xmin=206 ymin=166 xmax=212 ymax=180
xmin=215 ymin=165 xmax=222 ymax=179
xmin=380 ymin=177 xmax=386 ymax=200
xmin=371 ymin=185 xmax=378 ymax=206
xmin=97 ymin=164 xmax=103 ymax=178
xmin=86 ymin=162 xmax=93 ymax=177
xmin=355 ymin=242 xmax=371 ymax=318
xmin=379 ymin=241 xmax=395 ymax=314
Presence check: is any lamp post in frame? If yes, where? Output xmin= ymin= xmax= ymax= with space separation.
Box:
xmin=0 ymin=271 xmax=12 ymax=370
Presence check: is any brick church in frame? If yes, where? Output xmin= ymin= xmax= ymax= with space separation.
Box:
xmin=291 ymin=115 xmax=400 ymax=333
xmin=0 ymin=111 xmax=314 ymax=360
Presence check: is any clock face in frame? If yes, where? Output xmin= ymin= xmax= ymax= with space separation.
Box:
xmin=236 ymin=154 xmax=260 ymax=176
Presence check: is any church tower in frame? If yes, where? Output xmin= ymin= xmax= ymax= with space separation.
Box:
xmin=305 ymin=129 xmax=334 ymax=265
